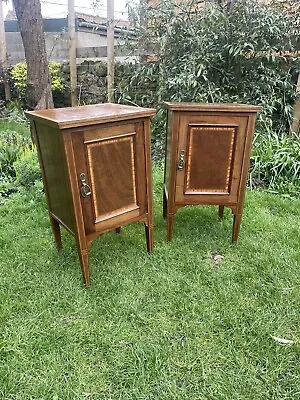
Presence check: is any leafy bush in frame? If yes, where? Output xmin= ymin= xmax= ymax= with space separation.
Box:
xmin=0 ymin=100 xmax=28 ymax=125
xmin=48 ymin=62 xmax=65 ymax=93
xmin=250 ymin=132 xmax=300 ymax=196
xmin=0 ymin=125 xmax=41 ymax=195
xmin=13 ymin=147 xmax=41 ymax=188
xmin=10 ymin=61 xmax=65 ymax=105
xmin=0 ymin=129 xmax=32 ymax=176
xmin=124 ymin=0 xmax=300 ymax=134
xmin=0 ymin=173 xmax=17 ymax=198
xmin=121 ymin=0 xmax=300 ymax=195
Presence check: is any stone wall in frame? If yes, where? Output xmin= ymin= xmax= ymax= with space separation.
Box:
xmin=0 ymin=59 xmax=159 ymax=109
xmin=58 ymin=60 xmax=159 ymax=109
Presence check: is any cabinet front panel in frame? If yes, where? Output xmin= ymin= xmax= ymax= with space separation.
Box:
xmin=86 ymin=134 xmax=138 ymax=222
xmin=73 ymin=122 xmax=147 ymax=234
xmin=185 ymin=124 xmax=237 ymax=194
xmin=176 ymin=114 xmax=249 ymax=204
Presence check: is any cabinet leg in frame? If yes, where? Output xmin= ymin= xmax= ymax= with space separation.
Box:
xmin=232 ymin=214 xmax=242 ymax=243
xmin=163 ymin=191 xmax=167 ymax=219
xmin=218 ymin=206 xmax=225 ymax=219
xmin=77 ymin=247 xmax=90 ymax=287
xmin=144 ymin=223 xmax=154 ymax=253
xmin=50 ymin=216 xmax=62 ymax=251
xmin=167 ymin=213 xmax=174 ymax=242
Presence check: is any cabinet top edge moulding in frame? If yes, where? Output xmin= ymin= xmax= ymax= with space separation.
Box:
xmin=26 ymin=103 xmax=156 ymax=129
xmin=163 ymin=101 xmax=261 ymax=113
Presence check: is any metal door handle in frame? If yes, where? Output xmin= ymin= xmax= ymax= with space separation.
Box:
xmin=79 ymin=173 xmax=91 ymax=198
xmin=178 ymin=150 xmax=185 ymax=170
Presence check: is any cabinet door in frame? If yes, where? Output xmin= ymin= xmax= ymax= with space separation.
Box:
xmin=73 ymin=122 xmax=147 ymax=234
xmin=175 ymin=114 xmax=249 ymax=205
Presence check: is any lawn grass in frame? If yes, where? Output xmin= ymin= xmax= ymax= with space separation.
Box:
xmin=0 ymin=166 xmax=299 ymax=400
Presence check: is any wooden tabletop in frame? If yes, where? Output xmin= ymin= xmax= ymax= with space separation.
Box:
xmin=26 ymin=103 xmax=156 ymax=129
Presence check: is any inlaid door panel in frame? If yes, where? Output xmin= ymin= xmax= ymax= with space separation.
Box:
xmin=176 ymin=115 xmax=249 ymax=204
xmin=73 ymin=122 xmax=146 ymax=234
xmin=86 ymin=133 xmax=138 ymax=222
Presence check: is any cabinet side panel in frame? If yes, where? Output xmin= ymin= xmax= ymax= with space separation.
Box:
xmin=35 ymin=122 xmax=76 ymax=233
xmin=134 ymin=121 xmax=147 ymax=216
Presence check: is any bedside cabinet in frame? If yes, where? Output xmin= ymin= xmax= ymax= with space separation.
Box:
xmin=163 ymin=102 xmax=261 ymax=243
xmin=26 ymin=103 xmax=156 ymax=286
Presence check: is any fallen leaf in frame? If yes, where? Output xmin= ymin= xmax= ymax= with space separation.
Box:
xmin=212 ymin=253 xmax=224 ymax=264
xmin=271 ymin=336 xmax=294 ymax=345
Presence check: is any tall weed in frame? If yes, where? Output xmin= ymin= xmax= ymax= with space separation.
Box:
xmin=251 ymin=131 xmax=300 ymax=196
xmin=0 ymin=129 xmax=32 ymax=176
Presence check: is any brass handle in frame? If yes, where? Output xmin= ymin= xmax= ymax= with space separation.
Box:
xmin=178 ymin=150 xmax=185 ymax=170
xmin=79 ymin=173 xmax=91 ymax=198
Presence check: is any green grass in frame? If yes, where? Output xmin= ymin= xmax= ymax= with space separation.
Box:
xmin=0 ymin=167 xmax=299 ymax=400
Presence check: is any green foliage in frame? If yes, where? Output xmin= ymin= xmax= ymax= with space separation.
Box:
xmin=251 ymin=132 xmax=300 ymax=196
xmin=116 ymin=61 xmax=160 ymax=108
xmin=48 ymin=61 xmax=66 ymax=92
xmin=0 ymin=129 xmax=32 ymax=176
xmin=0 ymin=174 xmax=17 ymax=198
xmin=121 ymin=0 xmax=300 ymax=194
xmin=10 ymin=61 xmax=65 ymax=103
xmin=0 ymin=118 xmax=41 ymax=194
xmin=123 ymin=0 xmax=300 ymax=132
xmin=9 ymin=62 xmax=27 ymax=97
xmin=13 ymin=147 xmax=41 ymax=188
xmin=0 ymin=99 xmax=28 ymax=125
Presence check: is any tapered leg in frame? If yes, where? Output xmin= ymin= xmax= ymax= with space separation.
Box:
xmin=232 ymin=214 xmax=242 ymax=243
xmin=115 ymin=227 xmax=121 ymax=234
xmin=77 ymin=246 xmax=90 ymax=287
xmin=50 ymin=216 xmax=62 ymax=251
xmin=163 ymin=191 xmax=167 ymax=219
xmin=218 ymin=206 xmax=225 ymax=219
xmin=167 ymin=213 xmax=174 ymax=242
xmin=144 ymin=223 xmax=154 ymax=252
xmin=75 ymin=234 xmax=90 ymax=286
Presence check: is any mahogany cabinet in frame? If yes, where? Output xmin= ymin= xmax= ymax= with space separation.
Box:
xmin=163 ymin=102 xmax=261 ymax=243
xmin=26 ymin=103 xmax=156 ymax=286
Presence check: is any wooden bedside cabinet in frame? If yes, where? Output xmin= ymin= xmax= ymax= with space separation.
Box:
xmin=163 ymin=102 xmax=261 ymax=243
xmin=26 ymin=103 xmax=156 ymax=286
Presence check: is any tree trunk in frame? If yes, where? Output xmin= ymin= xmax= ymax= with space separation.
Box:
xmin=13 ymin=0 xmax=53 ymax=110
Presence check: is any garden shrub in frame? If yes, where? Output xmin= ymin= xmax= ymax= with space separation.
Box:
xmin=251 ymin=132 xmax=300 ymax=196
xmin=0 ymin=174 xmax=17 ymax=198
xmin=13 ymin=147 xmax=41 ymax=188
xmin=0 ymin=129 xmax=31 ymax=176
xmin=10 ymin=61 xmax=65 ymax=106
xmin=123 ymin=0 xmax=300 ymax=134
xmin=121 ymin=0 xmax=300 ymax=194
xmin=0 ymin=124 xmax=40 ymax=196
xmin=0 ymin=100 xmax=28 ymax=125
